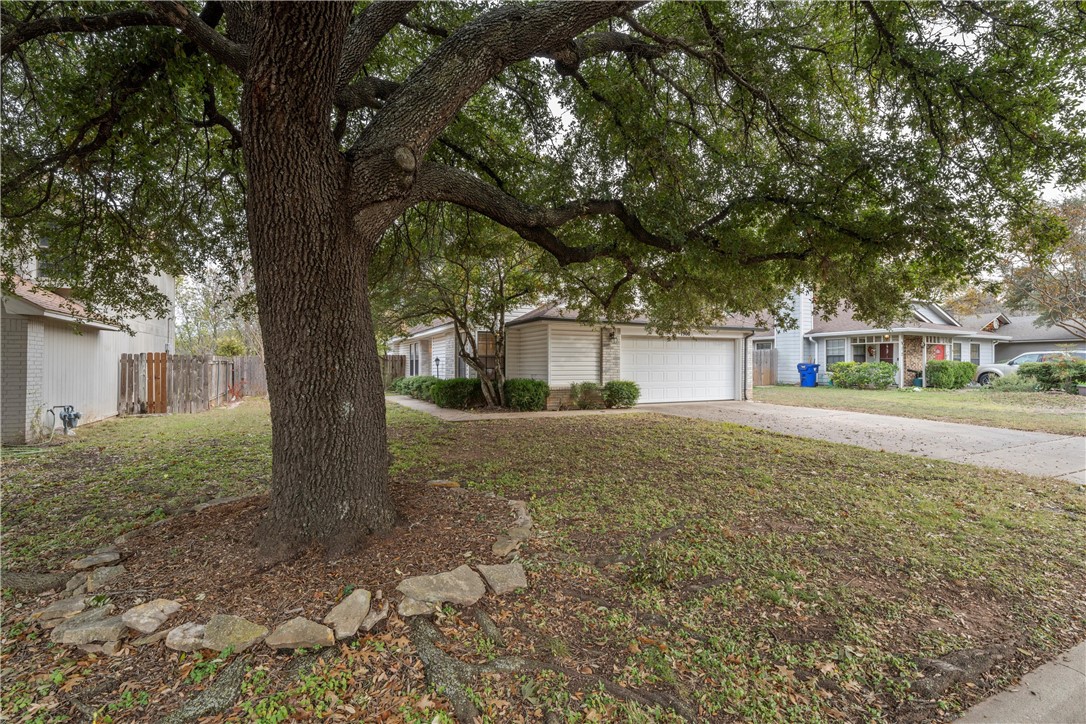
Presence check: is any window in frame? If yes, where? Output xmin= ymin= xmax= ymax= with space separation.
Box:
xmin=754 ymin=341 xmax=773 ymax=351
xmin=826 ymin=338 xmax=846 ymax=364
xmin=408 ymin=343 xmax=420 ymax=376
xmin=852 ymin=343 xmax=868 ymax=363
xmin=477 ymin=332 xmax=497 ymax=379
xmin=952 ymin=342 xmax=962 ymax=361
xmin=970 ymin=343 xmax=981 ymax=365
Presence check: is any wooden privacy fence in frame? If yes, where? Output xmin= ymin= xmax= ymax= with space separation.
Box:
xmin=119 ymin=353 xmax=235 ymax=416
xmin=232 ymin=355 xmax=268 ymax=396
xmin=753 ymin=348 xmax=778 ymax=386
xmin=380 ymin=354 xmax=406 ymax=388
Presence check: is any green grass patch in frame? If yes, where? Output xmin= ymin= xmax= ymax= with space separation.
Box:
xmin=755 ymin=384 xmax=1086 ymax=435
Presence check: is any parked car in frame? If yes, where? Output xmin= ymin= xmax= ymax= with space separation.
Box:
xmin=975 ymin=350 xmax=1086 ymax=385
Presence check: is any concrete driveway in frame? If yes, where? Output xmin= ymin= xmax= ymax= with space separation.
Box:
xmin=639 ymin=401 xmax=1086 ymax=484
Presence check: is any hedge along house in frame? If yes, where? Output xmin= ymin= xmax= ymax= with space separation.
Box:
xmin=767 ymin=292 xmax=1009 ymax=387
xmin=389 ymin=303 xmax=760 ymax=408
xmin=1 ymin=273 xmax=176 ymax=444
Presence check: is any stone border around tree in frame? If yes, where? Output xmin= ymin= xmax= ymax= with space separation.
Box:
xmin=29 ymin=483 xmax=534 ymax=661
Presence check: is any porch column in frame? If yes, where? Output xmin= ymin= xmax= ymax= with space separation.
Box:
xmin=898 ymin=334 xmax=905 ymax=387
xmin=921 ymin=340 xmax=928 ymax=388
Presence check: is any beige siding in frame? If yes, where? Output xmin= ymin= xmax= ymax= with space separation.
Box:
xmin=548 ymin=325 xmax=601 ymax=385
xmin=507 ymin=324 xmax=548 ymax=380
xmin=431 ymin=332 xmax=456 ymax=379
xmin=42 ymin=315 xmax=173 ymax=425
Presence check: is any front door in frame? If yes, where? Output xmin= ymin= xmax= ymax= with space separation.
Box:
xmin=879 ymin=343 xmax=894 ymax=364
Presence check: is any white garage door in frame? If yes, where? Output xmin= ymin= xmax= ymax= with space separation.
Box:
xmin=621 ymin=336 xmax=736 ymax=403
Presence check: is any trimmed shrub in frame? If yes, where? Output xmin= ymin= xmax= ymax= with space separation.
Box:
xmin=1018 ymin=358 xmax=1086 ymax=393
xmin=395 ymin=375 xmax=440 ymax=400
xmin=602 ymin=380 xmax=641 ymax=408
xmin=430 ymin=378 xmax=484 ymax=409
xmin=827 ymin=361 xmax=897 ymax=390
xmin=504 ymin=378 xmax=549 ymax=411
xmin=569 ymin=381 xmax=603 ymax=409
xmin=989 ymin=374 xmax=1042 ymax=393
xmin=926 ymin=360 xmax=977 ymax=389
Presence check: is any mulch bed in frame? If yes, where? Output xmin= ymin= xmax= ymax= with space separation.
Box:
xmin=2 ymin=482 xmax=514 ymax=721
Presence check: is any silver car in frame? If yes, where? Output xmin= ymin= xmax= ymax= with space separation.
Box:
xmin=975 ymin=350 xmax=1086 ymax=385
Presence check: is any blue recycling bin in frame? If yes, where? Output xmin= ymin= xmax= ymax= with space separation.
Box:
xmin=797 ymin=363 xmax=820 ymax=387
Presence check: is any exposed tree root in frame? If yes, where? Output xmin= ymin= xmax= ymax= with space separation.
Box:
xmin=1 ymin=569 xmax=72 ymax=593
xmin=408 ymin=617 xmax=695 ymax=723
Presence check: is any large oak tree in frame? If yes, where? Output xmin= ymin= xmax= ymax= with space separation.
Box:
xmin=3 ymin=1 xmax=1085 ymax=553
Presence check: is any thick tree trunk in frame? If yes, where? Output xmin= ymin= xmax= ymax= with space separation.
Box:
xmin=242 ymin=4 xmax=396 ymax=555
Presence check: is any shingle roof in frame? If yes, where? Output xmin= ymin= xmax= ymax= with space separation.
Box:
xmin=989 ymin=314 xmax=1084 ymax=343
xmin=2 ymin=274 xmax=94 ymax=320
xmin=806 ymin=305 xmax=1003 ymax=338
xmin=507 ymin=303 xmax=762 ymax=330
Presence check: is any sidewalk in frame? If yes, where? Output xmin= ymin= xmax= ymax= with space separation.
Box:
xmin=956 ymin=641 xmax=1086 ymax=723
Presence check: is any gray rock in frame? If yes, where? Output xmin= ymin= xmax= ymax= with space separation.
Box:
xmin=161 ymin=656 xmax=248 ymax=724
xmin=506 ymin=525 xmax=532 ymax=541
xmin=85 ymin=565 xmax=125 ymax=592
xmin=323 ymin=589 xmax=371 ymax=640
xmin=426 ymin=479 xmax=461 ymax=488
xmin=396 ymin=565 xmax=486 ymax=607
xmin=53 ymin=614 xmax=126 ymax=646
xmin=492 ymin=537 xmax=520 ymax=557
xmin=50 ymin=605 xmax=115 ymax=643
xmin=264 ymin=617 xmax=334 ymax=650
xmin=202 ymin=614 xmax=268 ymax=652
xmin=360 ymin=600 xmax=389 ymax=632
xmin=79 ymin=640 xmax=124 ymax=656
xmin=398 ymin=597 xmax=437 ymax=617
xmin=71 ymin=551 xmax=121 ymax=570
xmin=132 ymin=629 xmax=169 ymax=647
xmin=33 ymin=596 xmax=85 ymax=625
xmin=509 ymin=500 xmax=532 ymax=527
xmin=165 ymin=623 xmax=206 ymax=652
xmin=122 ymin=598 xmax=181 ymax=634
xmin=476 ymin=563 xmax=527 ymax=595
xmin=65 ymin=572 xmax=88 ymax=592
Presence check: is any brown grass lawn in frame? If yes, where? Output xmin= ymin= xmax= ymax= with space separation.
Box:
xmin=755 ymin=384 xmax=1086 ymax=436
xmin=2 ymin=401 xmax=1083 ymax=722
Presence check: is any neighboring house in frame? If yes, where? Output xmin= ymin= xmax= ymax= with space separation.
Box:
xmin=1 ymin=274 xmax=176 ymax=444
xmin=956 ymin=312 xmax=1086 ymax=362
xmin=756 ymin=292 xmax=1010 ymax=386
xmin=389 ymin=304 xmax=760 ymax=407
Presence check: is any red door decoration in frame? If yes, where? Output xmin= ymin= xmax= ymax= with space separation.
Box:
xmin=929 ymin=344 xmax=946 ymax=361
xmin=879 ymin=343 xmax=894 ymax=363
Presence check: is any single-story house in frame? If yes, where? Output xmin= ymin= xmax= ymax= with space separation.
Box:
xmin=956 ymin=312 xmax=1086 ymax=362
xmin=2 ymin=274 xmax=175 ymax=444
xmin=754 ymin=292 xmax=1011 ymax=386
xmin=388 ymin=304 xmax=760 ymax=407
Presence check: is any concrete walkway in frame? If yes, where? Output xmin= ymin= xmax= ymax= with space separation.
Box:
xmin=956 ymin=641 xmax=1086 ymax=723
xmin=639 ymin=401 xmax=1086 ymax=484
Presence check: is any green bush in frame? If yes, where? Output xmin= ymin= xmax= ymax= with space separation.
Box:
xmin=989 ymin=374 xmax=1042 ymax=393
xmin=429 ymin=378 xmax=484 ymax=409
xmin=569 ymin=381 xmax=603 ymax=409
xmin=1018 ymin=359 xmax=1086 ymax=393
xmin=926 ymin=360 xmax=977 ymax=389
xmin=827 ymin=362 xmax=897 ymax=389
xmin=394 ymin=375 xmax=440 ymax=400
xmin=503 ymin=378 xmax=549 ymax=411
xmin=602 ymin=380 xmax=641 ymax=407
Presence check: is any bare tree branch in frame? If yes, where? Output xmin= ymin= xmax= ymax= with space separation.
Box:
xmin=336 ymin=1 xmax=419 ymax=93
xmin=146 ymin=0 xmax=249 ymax=74
xmin=1 ymin=8 xmax=170 ymax=56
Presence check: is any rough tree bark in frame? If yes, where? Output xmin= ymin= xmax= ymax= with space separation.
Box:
xmin=243 ymin=4 xmax=397 ymax=554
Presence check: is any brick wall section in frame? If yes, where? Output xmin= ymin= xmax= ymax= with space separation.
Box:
xmin=743 ymin=336 xmax=754 ymax=400
xmin=26 ymin=319 xmax=44 ymax=431
xmin=601 ymin=328 xmax=621 ymax=383
xmin=2 ymin=318 xmax=29 ymax=444
xmin=903 ymin=335 xmax=924 ymax=385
